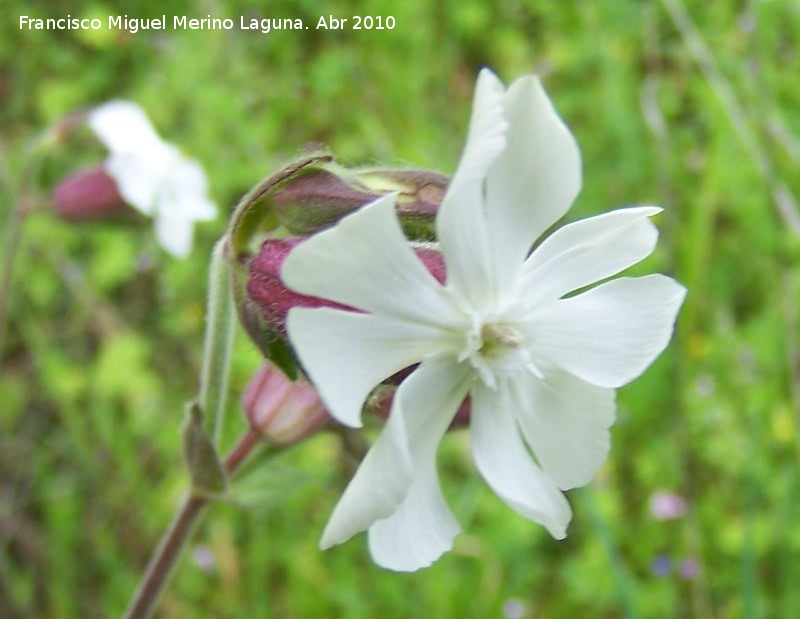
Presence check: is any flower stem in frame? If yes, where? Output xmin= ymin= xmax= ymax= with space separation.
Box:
xmin=198 ymin=237 xmax=236 ymax=445
xmin=223 ymin=427 xmax=261 ymax=472
xmin=121 ymin=494 xmax=206 ymax=619
xmin=123 ymin=235 xmax=242 ymax=619
xmin=122 ymin=429 xmax=261 ymax=619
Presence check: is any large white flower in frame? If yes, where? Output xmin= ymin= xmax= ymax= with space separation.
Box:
xmin=87 ymin=101 xmax=217 ymax=258
xmin=282 ymin=69 xmax=686 ymax=571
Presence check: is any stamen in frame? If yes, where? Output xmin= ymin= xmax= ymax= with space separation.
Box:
xmin=481 ymin=323 xmax=523 ymax=348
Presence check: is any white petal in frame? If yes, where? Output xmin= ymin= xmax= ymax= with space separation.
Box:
xmin=321 ymin=355 xmax=471 ymax=559
xmin=149 ymin=161 xmax=216 ymax=258
xmin=91 ymin=101 xmax=216 ymax=231
xmin=484 ymin=76 xmax=582 ymax=294
xmin=88 ymin=101 xmax=164 ymax=155
xmin=153 ymin=211 xmax=193 ymax=259
xmin=447 ymin=69 xmax=509 ymax=190
xmin=159 ymin=159 xmax=217 ymax=219
xmin=287 ymin=307 xmax=460 ymax=427
xmin=508 ymin=369 xmax=615 ymax=490
xmin=319 ymin=400 xmax=414 ymax=548
xmin=367 ymin=355 xmax=472 ymax=571
xmin=104 ymin=152 xmax=162 ymax=215
xmin=282 ymin=194 xmax=461 ymax=327
xmin=520 ymin=207 xmax=662 ymax=305
xmin=436 ymin=68 xmax=508 ymax=310
xmin=471 ymin=382 xmax=572 ymax=539
xmin=525 ymin=275 xmax=687 ymax=388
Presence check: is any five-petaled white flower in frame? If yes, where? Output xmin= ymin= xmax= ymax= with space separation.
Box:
xmin=88 ymin=101 xmax=216 ymax=258
xmin=282 ymin=69 xmax=686 ymax=571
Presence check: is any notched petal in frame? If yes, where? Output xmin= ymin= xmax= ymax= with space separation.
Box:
xmin=526 ymin=275 xmax=687 ymax=388
xmin=283 ymin=194 xmax=460 ymax=327
xmin=287 ymin=307 xmax=457 ymax=427
xmin=471 ymin=384 xmax=572 ymax=539
xmin=510 ymin=370 xmax=615 ymax=490
xmin=320 ymin=409 xmax=414 ymax=548
xmin=520 ymin=206 xmax=663 ymax=305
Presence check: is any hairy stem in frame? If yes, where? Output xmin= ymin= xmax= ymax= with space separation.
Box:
xmin=123 ymin=234 xmax=243 ymax=619
xmin=122 ymin=430 xmax=261 ymax=619
xmin=199 ymin=236 xmax=236 ymax=444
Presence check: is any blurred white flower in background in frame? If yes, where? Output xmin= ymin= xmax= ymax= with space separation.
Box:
xmin=88 ymin=101 xmax=216 ymax=258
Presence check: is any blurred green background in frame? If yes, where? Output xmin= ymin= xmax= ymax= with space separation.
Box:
xmin=2 ymin=0 xmax=800 ymax=617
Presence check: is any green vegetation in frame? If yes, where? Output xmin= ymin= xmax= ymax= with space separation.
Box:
xmin=2 ymin=0 xmax=799 ymax=617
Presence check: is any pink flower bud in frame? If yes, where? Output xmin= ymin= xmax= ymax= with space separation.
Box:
xmin=271 ymin=165 xmax=449 ymax=238
xmin=243 ymin=361 xmax=330 ymax=445
xmin=244 ymin=237 xmax=351 ymax=339
xmin=227 ymin=157 xmax=450 ymax=265
xmin=51 ymin=166 xmax=132 ymax=220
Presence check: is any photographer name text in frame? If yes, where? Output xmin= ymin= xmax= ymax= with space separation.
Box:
xmin=19 ymin=14 xmax=395 ymax=34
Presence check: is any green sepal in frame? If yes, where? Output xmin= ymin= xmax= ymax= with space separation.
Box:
xmin=228 ymin=152 xmax=333 ymax=261
xmin=265 ymin=334 xmax=299 ymax=381
xmin=230 ymin=262 xmax=301 ymax=380
xmin=181 ymin=403 xmax=227 ymax=497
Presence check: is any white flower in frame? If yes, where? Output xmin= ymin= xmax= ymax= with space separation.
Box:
xmin=87 ymin=101 xmax=216 ymax=258
xmin=282 ymin=69 xmax=686 ymax=571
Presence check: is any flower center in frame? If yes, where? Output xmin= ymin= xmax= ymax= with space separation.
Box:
xmin=460 ymin=318 xmax=542 ymax=389
xmin=480 ymin=323 xmax=524 ymax=350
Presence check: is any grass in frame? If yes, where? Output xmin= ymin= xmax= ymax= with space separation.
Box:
xmin=2 ymin=0 xmax=800 ymax=617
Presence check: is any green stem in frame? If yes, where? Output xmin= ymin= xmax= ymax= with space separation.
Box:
xmin=123 ymin=237 xmax=241 ymax=619
xmin=122 ymin=429 xmax=261 ymax=619
xmin=198 ymin=237 xmax=236 ymax=444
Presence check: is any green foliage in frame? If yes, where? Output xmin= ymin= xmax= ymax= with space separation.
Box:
xmin=2 ymin=0 xmax=800 ymax=618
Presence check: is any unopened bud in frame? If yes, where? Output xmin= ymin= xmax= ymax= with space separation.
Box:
xmin=227 ymin=155 xmax=450 ymax=263
xmin=272 ymin=165 xmax=449 ymax=239
xmin=52 ymin=166 xmax=132 ymax=220
xmin=243 ymin=237 xmax=351 ymax=342
xmin=243 ymin=361 xmax=330 ymax=445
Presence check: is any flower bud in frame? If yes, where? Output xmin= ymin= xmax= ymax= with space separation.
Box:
xmin=228 ymin=157 xmax=449 ymax=377
xmin=272 ymin=165 xmax=449 ymax=239
xmin=227 ymin=155 xmax=449 ymax=265
xmin=51 ymin=165 xmax=132 ymax=220
xmin=243 ymin=361 xmax=330 ymax=445
xmin=243 ymin=237 xmax=350 ymax=341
